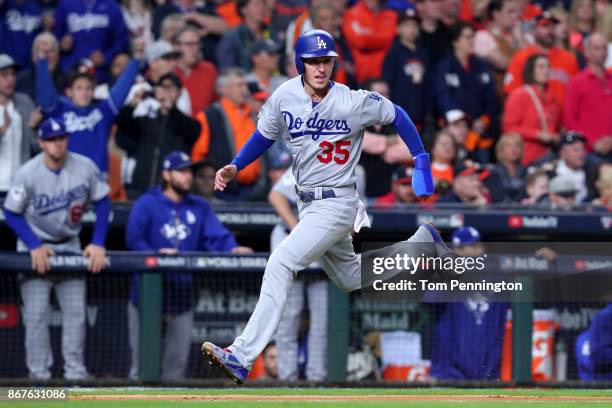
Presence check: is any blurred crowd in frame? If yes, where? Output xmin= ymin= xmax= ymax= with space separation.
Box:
xmin=1 ymin=0 xmax=612 ymax=209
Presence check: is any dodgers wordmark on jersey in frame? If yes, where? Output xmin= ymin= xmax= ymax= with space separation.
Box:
xmin=4 ymin=152 xmax=110 ymax=243
xmin=257 ymin=77 xmax=396 ymax=189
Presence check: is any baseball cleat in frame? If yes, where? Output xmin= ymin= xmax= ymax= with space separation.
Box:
xmin=201 ymin=341 xmax=248 ymax=384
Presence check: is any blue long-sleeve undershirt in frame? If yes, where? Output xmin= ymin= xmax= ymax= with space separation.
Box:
xmin=230 ymin=129 xmax=276 ymax=171
xmin=92 ymin=197 xmax=110 ymax=246
xmin=3 ymin=209 xmax=43 ymax=250
xmin=392 ymin=104 xmax=425 ymax=158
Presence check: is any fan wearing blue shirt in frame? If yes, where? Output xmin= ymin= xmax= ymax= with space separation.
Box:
xmin=53 ymin=0 xmax=129 ymax=82
xmin=125 ymin=151 xmax=253 ymax=381
xmin=0 ymin=0 xmax=43 ymax=69
xmin=36 ymin=54 xmax=139 ymax=176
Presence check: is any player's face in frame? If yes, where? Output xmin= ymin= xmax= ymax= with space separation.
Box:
xmin=302 ymin=57 xmax=334 ymax=90
xmin=67 ymin=77 xmax=94 ymax=107
xmin=40 ymin=135 xmax=69 ymax=161
xmin=168 ymin=168 xmax=194 ymax=195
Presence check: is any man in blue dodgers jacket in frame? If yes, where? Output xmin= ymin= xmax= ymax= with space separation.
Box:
xmin=125 ymin=151 xmax=253 ymax=381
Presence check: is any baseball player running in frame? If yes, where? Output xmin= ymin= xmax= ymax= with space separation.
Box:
xmin=2 ymin=117 xmax=110 ymax=380
xmin=202 ymin=29 xmax=450 ymax=383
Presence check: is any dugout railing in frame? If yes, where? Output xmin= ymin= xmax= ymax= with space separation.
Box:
xmin=0 ymin=203 xmax=610 ymax=386
xmin=0 ymin=251 xmax=610 ymax=385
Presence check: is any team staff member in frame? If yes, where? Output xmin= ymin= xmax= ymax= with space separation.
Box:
xmin=2 ymin=117 xmax=110 ymax=380
xmin=125 ymin=151 xmax=252 ymax=381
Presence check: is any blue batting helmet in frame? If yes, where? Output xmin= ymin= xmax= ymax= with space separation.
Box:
xmin=294 ymin=29 xmax=339 ymax=74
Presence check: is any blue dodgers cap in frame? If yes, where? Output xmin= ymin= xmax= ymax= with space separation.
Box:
xmin=38 ymin=118 xmax=68 ymax=140
xmin=451 ymin=226 xmax=481 ymax=245
xmin=163 ymin=151 xmax=194 ymax=171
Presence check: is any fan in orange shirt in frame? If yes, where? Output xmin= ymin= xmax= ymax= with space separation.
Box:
xmin=504 ymin=11 xmax=579 ymax=113
xmin=342 ymin=0 xmax=397 ymax=82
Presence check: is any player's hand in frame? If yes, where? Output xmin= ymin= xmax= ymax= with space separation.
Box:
xmin=30 ymin=246 xmax=54 ymax=275
xmin=412 ymin=153 xmax=434 ymax=198
xmin=231 ymin=246 xmax=254 ymax=254
xmin=159 ymin=248 xmax=178 ymax=255
xmin=83 ymin=244 xmax=106 ymax=274
xmin=215 ymin=165 xmax=237 ymax=191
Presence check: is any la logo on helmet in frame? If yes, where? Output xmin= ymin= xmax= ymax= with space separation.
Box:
xmin=316 ymin=36 xmax=327 ymax=49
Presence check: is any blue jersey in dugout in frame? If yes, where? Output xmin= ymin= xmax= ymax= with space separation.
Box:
xmin=0 ymin=0 xmax=42 ymax=68
xmin=429 ymin=300 xmax=509 ymax=380
xmin=126 ymin=188 xmax=238 ymax=313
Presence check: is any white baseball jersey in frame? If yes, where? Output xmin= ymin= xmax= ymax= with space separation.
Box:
xmin=258 ymin=77 xmax=396 ymax=188
xmin=4 ymin=152 xmax=110 ymax=243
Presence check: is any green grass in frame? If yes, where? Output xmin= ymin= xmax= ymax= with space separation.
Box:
xmin=5 ymin=403 xmax=612 ymax=408
xmin=1 ymin=388 xmax=611 ymax=408
xmin=68 ymin=387 xmax=612 ymax=397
